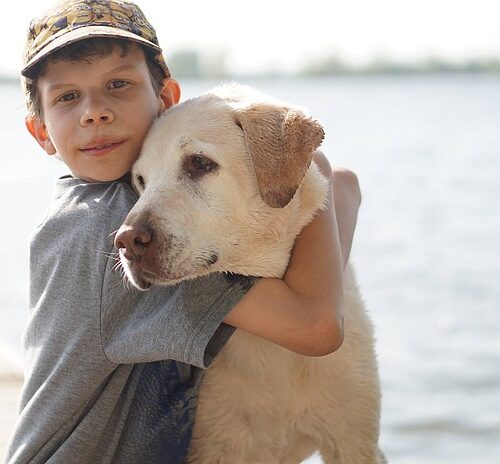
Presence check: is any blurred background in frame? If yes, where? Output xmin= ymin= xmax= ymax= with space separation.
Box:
xmin=1 ymin=1 xmax=499 ymax=462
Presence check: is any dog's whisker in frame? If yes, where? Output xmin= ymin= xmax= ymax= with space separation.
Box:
xmin=111 ymin=266 xmax=131 ymax=291
xmin=112 ymin=262 xmax=122 ymax=272
xmin=111 ymin=278 xmax=124 ymax=289
xmin=98 ymin=249 xmax=121 ymax=261
xmin=121 ymin=274 xmax=131 ymax=292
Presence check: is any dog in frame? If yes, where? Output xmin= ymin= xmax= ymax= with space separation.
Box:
xmin=115 ymin=83 xmax=385 ymax=463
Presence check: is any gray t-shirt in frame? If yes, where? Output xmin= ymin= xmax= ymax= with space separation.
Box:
xmin=6 ymin=176 xmax=255 ymax=464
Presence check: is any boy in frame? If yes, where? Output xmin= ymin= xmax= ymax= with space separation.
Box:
xmin=6 ymin=0 xmax=361 ymax=463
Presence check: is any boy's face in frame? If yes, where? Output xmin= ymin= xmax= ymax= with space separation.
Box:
xmin=29 ymin=44 xmax=179 ymax=182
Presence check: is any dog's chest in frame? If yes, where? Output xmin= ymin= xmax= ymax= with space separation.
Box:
xmin=207 ymin=330 xmax=323 ymax=407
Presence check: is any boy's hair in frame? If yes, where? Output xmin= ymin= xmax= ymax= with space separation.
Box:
xmin=24 ymin=38 xmax=165 ymax=120
xmin=21 ymin=0 xmax=170 ymax=120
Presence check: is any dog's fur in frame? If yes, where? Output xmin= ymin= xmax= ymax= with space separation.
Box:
xmin=118 ymin=83 xmax=385 ymax=463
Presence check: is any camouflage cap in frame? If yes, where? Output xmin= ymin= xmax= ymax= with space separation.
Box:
xmin=22 ymin=0 xmax=170 ymax=78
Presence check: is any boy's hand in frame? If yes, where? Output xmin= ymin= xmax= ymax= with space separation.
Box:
xmin=224 ymin=152 xmax=361 ymax=357
xmin=308 ymin=151 xmax=361 ymax=268
xmin=329 ymin=162 xmax=362 ymax=269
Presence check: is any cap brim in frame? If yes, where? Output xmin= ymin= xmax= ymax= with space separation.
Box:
xmin=21 ymin=25 xmax=162 ymax=78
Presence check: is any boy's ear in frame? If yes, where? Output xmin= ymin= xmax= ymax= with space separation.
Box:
xmin=25 ymin=118 xmax=56 ymax=155
xmin=158 ymin=78 xmax=181 ymax=113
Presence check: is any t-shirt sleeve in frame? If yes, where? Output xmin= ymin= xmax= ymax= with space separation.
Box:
xmin=100 ymin=252 xmax=258 ymax=368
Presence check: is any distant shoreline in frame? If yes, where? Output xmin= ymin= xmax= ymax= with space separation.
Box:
xmin=2 ymin=67 xmax=500 ymax=84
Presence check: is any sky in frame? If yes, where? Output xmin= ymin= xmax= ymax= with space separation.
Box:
xmin=2 ymin=0 xmax=500 ymax=76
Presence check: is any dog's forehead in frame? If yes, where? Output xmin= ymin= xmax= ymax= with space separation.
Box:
xmin=145 ymin=82 xmax=287 ymax=149
xmin=136 ymin=92 xmax=247 ymax=175
xmin=157 ymin=94 xmax=238 ymax=141
xmin=137 ymin=82 xmax=291 ymax=177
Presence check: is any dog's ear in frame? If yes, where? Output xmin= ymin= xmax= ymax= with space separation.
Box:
xmin=235 ymin=103 xmax=324 ymax=208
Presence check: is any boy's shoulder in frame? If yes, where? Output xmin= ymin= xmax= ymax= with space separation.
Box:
xmin=56 ymin=174 xmax=136 ymax=210
xmin=48 ymin=175 xmax=137 ymax=229
xmin=33 ymin=175 xmax=138 ymax=260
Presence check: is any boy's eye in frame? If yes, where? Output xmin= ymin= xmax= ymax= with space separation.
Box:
xmin=109 ymin=80 xmax=128 ymax=90
xmin=57 ymin=92 xmax=78 ymax=103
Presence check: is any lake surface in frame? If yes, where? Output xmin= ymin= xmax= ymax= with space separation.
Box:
xmin=1 ymin=75 xmax=499 ymax=464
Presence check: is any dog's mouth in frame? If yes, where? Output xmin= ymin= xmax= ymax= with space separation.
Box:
xmin=119 ymin=259 xmax=152 ymax=291
xmin=117 ymin=253 xmax=152 ymax=290
xmin=131 ymin=274 xmax=153 ymax=291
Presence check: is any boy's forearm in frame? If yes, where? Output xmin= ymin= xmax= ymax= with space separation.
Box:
xmin=224 ymin=276 xmax=340 ymax=355
xmin=281 ymin=153 xmax=345 ymax=334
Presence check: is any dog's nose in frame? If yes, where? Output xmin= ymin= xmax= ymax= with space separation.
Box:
xmin=115 ymin=223 xmax=153 ymax=259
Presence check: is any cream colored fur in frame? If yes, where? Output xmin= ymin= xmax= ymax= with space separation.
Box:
xmin=120 ymin=83 xmax=385 ymax=463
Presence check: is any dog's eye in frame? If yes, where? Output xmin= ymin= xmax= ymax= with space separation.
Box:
xmin=192 ymin=154 xmax=216 ymax=171
xmin=184 ymin=154 xmax=219 ymax=179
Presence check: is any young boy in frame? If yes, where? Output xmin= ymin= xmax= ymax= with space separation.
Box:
xmin=6 ymin=0 xmax=361 ymax=463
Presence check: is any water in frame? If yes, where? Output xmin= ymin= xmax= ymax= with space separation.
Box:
xmin=1 ymin=75 xmax=499 ymax=463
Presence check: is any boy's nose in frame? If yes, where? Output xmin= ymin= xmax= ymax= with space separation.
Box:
xmin=81 ymin=102 xmax=115 ymax=126
xmin=114 ymin=223 xmax=153 ymax=259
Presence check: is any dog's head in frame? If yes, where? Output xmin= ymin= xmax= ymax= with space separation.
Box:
xmin=115 ymin=83 xmax=325 ymax=289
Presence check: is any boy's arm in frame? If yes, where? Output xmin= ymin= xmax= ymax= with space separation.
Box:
xmin=224 ymin=151 xmax=361 ymax=357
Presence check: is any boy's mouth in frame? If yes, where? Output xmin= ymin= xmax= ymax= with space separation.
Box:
xmin=80 ymin=140 xmax=124 ymax=156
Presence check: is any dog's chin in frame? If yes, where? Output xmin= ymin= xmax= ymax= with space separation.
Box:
xmin=147 ymin=266 xmax=214 ymax=286
xmin=127 ymin=265 xmax=213 ymax=289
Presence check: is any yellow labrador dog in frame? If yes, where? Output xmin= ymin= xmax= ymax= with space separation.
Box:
xmin=116 ymin=83 xmax=385 ymax=464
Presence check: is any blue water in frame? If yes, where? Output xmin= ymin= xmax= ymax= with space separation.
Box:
xmin=1 ymin=75 xmax=499 ymax=463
